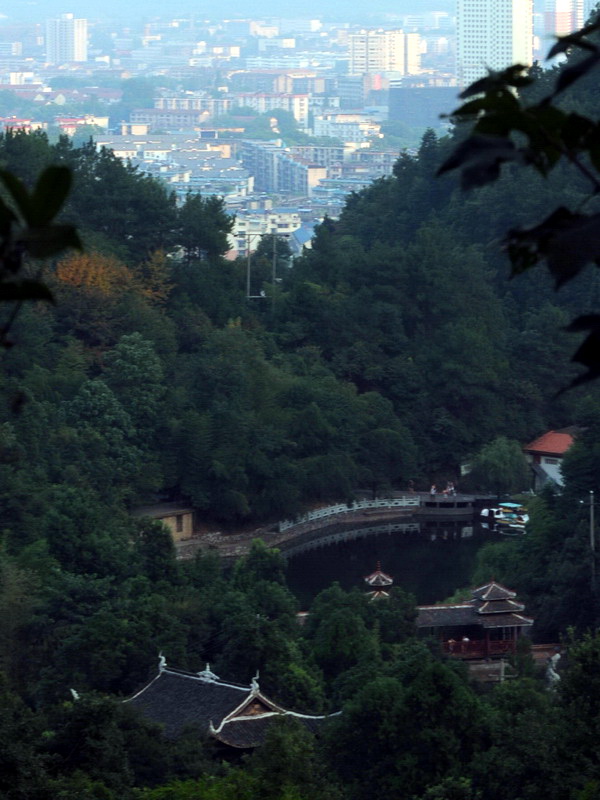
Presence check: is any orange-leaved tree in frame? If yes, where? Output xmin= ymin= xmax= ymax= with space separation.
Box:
xmin=55 ymin=251 xmax=139 ymax=295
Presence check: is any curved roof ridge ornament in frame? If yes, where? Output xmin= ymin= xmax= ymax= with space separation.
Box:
xmin=250 ymin=670 xmax=260 ymax=693
xmin=158 ymin=652 xmax=167 ymax=672
xmin=197 ymin=663 xmax=220 ymax=682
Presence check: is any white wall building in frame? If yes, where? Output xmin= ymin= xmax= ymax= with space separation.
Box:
xmin=230 ymin=211 xmax=302 ymax=256
xmin=230 ymin=93 xmax=309 ymax=126
xmin=349 ymin=29 xmax=421 ymax=76
xmin=278 ymin=19 xmax=322 ymax=34
xmin=456 ymin=0 xmax=533 ymax=88
xmin=45 ymin=13 xmax=87 ymax=64
xmin=313 ymin=112 xmax=381 ymax=143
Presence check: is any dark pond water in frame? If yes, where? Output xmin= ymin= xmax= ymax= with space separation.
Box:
xmin=284 ymin=517 xmax=506 ymax=609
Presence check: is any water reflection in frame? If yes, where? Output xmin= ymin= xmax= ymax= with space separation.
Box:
xmin=284 ymin=518 xmax=499 ymax=609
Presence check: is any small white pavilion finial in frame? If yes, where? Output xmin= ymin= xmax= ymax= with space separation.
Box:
xmin=197 ymin=663 xmax=220 ymax=682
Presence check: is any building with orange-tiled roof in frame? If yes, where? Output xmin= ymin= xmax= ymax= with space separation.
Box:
xmin=0 ymin=117 xmax=46 ymax=133
xmin=523 ymin=427 xmax=576 ymax=490
xmin=54 ymin=114 xmax=109 ymax=136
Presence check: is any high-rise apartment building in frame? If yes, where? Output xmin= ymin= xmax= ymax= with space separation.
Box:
xmin=457 ymin=0 xmax=533 ymax=87
xmin=45 ymin=13 xmax=87 ymax=64
xmin=349 ymin=29 xmax=421 ymax=76
xmin=544 ymin=0 xmax=584 ymax=36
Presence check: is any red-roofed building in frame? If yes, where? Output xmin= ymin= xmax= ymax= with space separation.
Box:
xmin=523 ymin=427 xmax=576 ymax=490
xmin=0 ymin=117 xmax=46 ymax=133
xmin=54 ymin=114 xmax=109 ymax=135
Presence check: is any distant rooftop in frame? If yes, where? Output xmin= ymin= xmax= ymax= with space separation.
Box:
xmin=524 ymin=428 xmax=577 ymax=456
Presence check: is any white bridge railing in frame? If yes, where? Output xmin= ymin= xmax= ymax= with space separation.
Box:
xmin=279 ymin=497 xmax=421 ymax=532
xmin=281 ymin=520 xmax=421 ymax=556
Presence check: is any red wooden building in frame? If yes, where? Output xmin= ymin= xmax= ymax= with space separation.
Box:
xmin=416 ymin=581 xmax=533 ymax=659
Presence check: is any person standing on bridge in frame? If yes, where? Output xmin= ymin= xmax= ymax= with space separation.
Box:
xmin=430 ymin=484 xmax=437 ymax=498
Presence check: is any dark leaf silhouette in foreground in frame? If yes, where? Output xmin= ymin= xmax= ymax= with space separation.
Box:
xmin=0 ymin=165 xmax=81 ymax=347
xmin=439 ymin=17 xmax=600 ymax=389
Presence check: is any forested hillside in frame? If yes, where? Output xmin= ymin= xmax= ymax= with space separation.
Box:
xmin=2 ymin=121 xmax=598 ymax=532
xmin=2 ymin=37 xmax=600 ymax=797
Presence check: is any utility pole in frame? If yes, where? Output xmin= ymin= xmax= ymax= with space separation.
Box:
xmin=245 ymin=233 xmax=267 ymax=299
xmin=591 ymin=490 xmax=596 ymax=592
xmin=246 ymin=241 xmax=251 ymax=299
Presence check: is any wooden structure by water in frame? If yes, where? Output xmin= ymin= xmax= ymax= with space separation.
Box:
xmin=418 ymin=494 xmax=480 ymax=517
xmin=416 ymin=581 xmax=534 ymax=660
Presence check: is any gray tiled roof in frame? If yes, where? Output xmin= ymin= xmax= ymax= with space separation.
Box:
xmin=213 ymin=713 xmax=326 ymax=749
xmin=472 ymin=581 xmax=516 ymax=601
xmin=125 ymin=669 xmax=248 ymax=739
xmin=477 ymin=599 xmax=525 ymax=614
xmin=125 ymin=667 xmax=332 ymax=747
xmin=416 ymin=603 xmax=477 ymax=628
xmin=416 ymin=604 xmax=533 ymax=629
xmin=132 ymin=503 xmax=193 ymax=518
xmin=479 ymin=612 xmax=534 ymax=629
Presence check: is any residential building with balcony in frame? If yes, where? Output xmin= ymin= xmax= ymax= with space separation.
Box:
xmin=312 ymin=111 xmax=381 ymax=143
xmin=230 ymin=92 xmax=310 ymax=126
xmin=349 ymin=29 xmax=421 ymax=76
xmin=45 ymin=13 xmax=87 ymax=64
xmin=457 ymin=0 xmax=533 ymax=88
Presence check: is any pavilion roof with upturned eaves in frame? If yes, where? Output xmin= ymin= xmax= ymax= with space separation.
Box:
xmin=416 ymin=581 xmax=533 ymax=630
xmin=478 ymin=612 xmax=534 ymax=628
xmin=364 ymin=561 xmax=393 ymax=587
xmin=124 ymin=666 xmax=248 ymax=739
xmin=477 ymin=598 xmax=525 ymax=614
xmin=210 ymin=693 xmax=329 ymax=749
xmin=124 ymin=662 xmax=334 ymax=748
xmin=472 ymin=582 xmax=516 ymax=601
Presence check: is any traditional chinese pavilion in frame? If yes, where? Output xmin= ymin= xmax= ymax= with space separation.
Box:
xmin=125 ymin=659 xmax=332 ymax=748
xmin=364 ymin=562 xmax=394 ymax=599
xmin=416 ymin=581 xmax=533 ymax=659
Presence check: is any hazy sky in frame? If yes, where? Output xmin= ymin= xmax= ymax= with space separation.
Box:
xmin=6 ymin=0 xmax=584 ymax=27
xmin=8 ymin=0 xmax=454 ymax=23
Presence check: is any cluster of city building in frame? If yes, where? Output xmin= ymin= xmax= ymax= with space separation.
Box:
xmin=0 ymin=2 xmax=593 ymax=252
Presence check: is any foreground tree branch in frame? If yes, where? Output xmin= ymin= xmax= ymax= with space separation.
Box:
xmin=439 ymin=17 xmax=600 ymax=389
